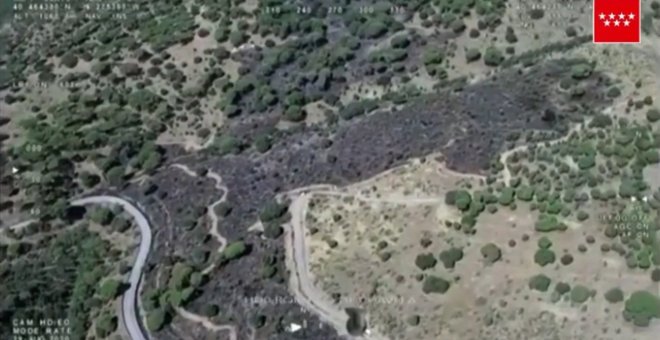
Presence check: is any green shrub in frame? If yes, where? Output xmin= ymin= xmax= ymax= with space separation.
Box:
xmin=98 ymin=279 xmax=122 ymax=300
xmin=484 ymin=47 xmax=504 ymax=67
xmin=647 ymin=108 xmax=660 ymax=123
xmin=481 ymin=243 xmax=502 ymax=264
xmin=422 ymin=275 xmax=451 ymax=294
xmin=415 ymin=253 xmax=437 ymax=270
xmin=605 ymin=287 xmax=624 ymax=303
xmin=390 ymin=35 xmax=410 ymax=49
xmin=254 ymin=134 xmax=273 ymax=153
xmin=555 ymin=282 xmax=570 ymax=295
xmin=576 ymin=211 xmax=589 ymax=221
xmin=259 ymin=200 xmax=288 ymax=222
xmin=465 ymin=48 xmax=481 ymax=63
xmin=529 ymin=274 xmax=551 ymax=292
xmin=423 ymin=48 xmax=445 ymax=65
xmin=516 ymin=186 xmax=534 ymax=201
xmin=284 ymin=105 xmax=306 ymax=122
xmin=534 ymin=249 xmax=556 ymax=266
xmin=498 ymin=187 xmax=515 ymax=206
xmin=537 ymin=236 xmax=552 ymax=249
xmin=589 ymin=114 xmax=613 ymax=128
xmin=146 ymin=308 xmax=167 ymax=331
xmin=439 ymin=247 xmax=464 ymax=268
xmin=213 ymin=135 xmax=242 ymax=155
xmin=61 ymin=53 xmax=79 ymax=68
xmin=652 ymin=268 xmax=660 ymax=282
xmin=360 ymin=20 xmax=388 ymax=38
xmin=570 ymin=285 xmax=592 ymax=303
xmin=450 ymin=19 xmax=466 ymax=33
xmin=624 ymin=290 xmax=660 ymax=327
xmin=222 ymin=241 xmax=248 ymax=260
xmin=571 ymin=63 xmax=592 ymax=79
xmin=535 ymin=214 xmax=561 ymax=232
xmin=229 ymin=30 xmax=248 ymax=46
xmin=95 ymin=313 xmax=117 ymax=338
xmin=89 ymin=207 xmax=115 ymax=226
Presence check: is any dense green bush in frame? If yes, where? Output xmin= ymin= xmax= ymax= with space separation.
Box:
xmin=146 ymin=308 xmax=167 ymax=331
xmin=339 ymin=100 xmax=378 ymax=120
xmin=555 ymin=282 xmax=570 ymax=295
xmin=516 ymin=186 xmax=534 ymax=201
xmin=254 ymin=134 xmax=273 ymax=153
xmin=652 ymin=268 xmax=660 ymax=282
xmin=534 ymin=248 xmax=556 ymax=266
xmin=484 ymin=47 xmax=504 ymax=67
xmin=465 ymin=48 xmax=481 ymax=63
xmin=605 ymin=287 xmax=624 ymax=303
xmin=95 ymin=313 xmax=117 ymax=338
xmin=535 ymin=214 xmax=562 ymax=232
xmin=284 ymin=105 xmax=306 ymax=122
xmin=222 ymin=241 xmax=248 ymax=260
xmin=537 ymin=237 xmax=552 ymax=249
xmin=359 ymin=19 xmax=389 ymax=39
xmin=439 ymin=248 xmax=464 ymax=268
xmin=454 ymin=190 xmax=472 ymax=211
xmin=422 ymin=275 xmax=451 ymax=294
xmin=570 ymin=63 xmax=592 ymax=79
xmin=98 ymin=279 xmax=122 ymax=300
xmin=415 ymin=253 xmax=438 ymax=270
xmin=481 ymin=243 xmax=502 ymax=263
xmin=623 ymin=290 xmax=660 ymax=327
xmin=229 ymin=30 xmax=248 ymax=47
xmin=647 ymin=108 xmax=660 ymax=123
xmin=576 ymin=211 xmax=589 ymax=221
xmin=89 ymin=207 xmax=115 ymax=226
xmin=528 ymin=274 xmax=551 ymax=292
xmin=570 ymin=285 xmax=592 ymax=303
xmin=259 ymin=200 xmax=288 ymax=222
xmin=423 ymin=48 xmax=445 ymax=66
xmin=498 ymin=187 xmax=515 ymax=205
xmin=61 ymin=53 xmax=79 ymax=68
xmin=589 ymin=114 xmax=613 ymax=128
xmin=390 ymin=35 xmax=410 ymax=49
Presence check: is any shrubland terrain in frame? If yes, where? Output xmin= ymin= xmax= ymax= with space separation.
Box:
xmin=1 ymin=0 xmax=660 ymax=339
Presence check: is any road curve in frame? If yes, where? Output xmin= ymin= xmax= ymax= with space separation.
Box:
xmin=71 ymin=196 xmax=151 ymax=340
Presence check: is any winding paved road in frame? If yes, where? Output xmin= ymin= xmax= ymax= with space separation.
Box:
xmin=71 ymin=196 xmax=151 ymax=340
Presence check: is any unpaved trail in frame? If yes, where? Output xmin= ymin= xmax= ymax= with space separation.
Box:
xmin=158 ymin=134 xmax=216 ymax=152
xmin=175 ymin=307 xmax=237 ymax=340
xmin=170 ymin=164 xmax=229 ymax=275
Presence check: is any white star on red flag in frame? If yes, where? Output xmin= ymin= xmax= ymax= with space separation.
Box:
xmin=598 ymin=10 xmax=636 ymax=27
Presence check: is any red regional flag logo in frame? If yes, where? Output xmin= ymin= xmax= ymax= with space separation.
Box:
xmin=593 ymin=0 xmax=641 ymax=43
